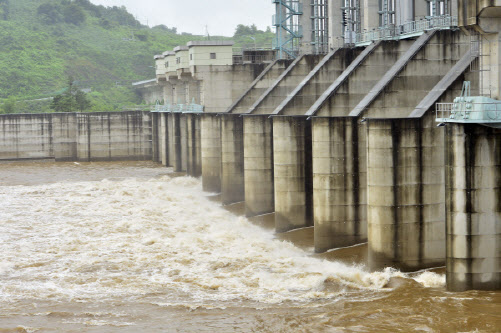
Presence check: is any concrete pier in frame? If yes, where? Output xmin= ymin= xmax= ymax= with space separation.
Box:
xmin=170 ymin=113 xmax=182 ymax=171
xmin=243 ymin=116 xmax=275 ymax=217
xmin=151 ymin=112 xmax=159 ymax=163
xmin=221 ymin=114 xmax=245 ymax=205
xmin=366 ymin=118 xmax=446 ymax=271
xmin=445 ymin=123 xmax=501 ymax=291
xmin=180 ymin=114 xmax=188 ymax=172
xmin=186 ymin=114 xmax=202 ymax=177
xmin=273 ymin=117 xmax=313 ymax=232
xmin=167 ymin=113 xmax=176 ymax=167
xmin=312 ymin=117 xmax=367 ymax=252
xmin=201 ymin=114 xmax=222 ymax=193
xmin=159 ymin=113 xmax=169 ymax=166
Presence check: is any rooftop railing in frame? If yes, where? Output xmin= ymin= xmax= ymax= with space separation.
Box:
xmin=436 ymin=101 xmax=501 ymax=124
xmin=353 ymin=15 xmax=458 ymax=46
xmin=150 ymin=103 xmax=204 ymax=113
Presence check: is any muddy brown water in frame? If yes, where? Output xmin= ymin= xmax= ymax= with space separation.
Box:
xmin=0 ymin=161 xmax=499 ymax=332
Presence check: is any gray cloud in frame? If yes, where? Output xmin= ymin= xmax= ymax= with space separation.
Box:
xmin=89 ymin=0 xmax=274 ymax=36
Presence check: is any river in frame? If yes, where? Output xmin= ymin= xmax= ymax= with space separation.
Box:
xmin=0 ymin=161 xmax=499 ymax=332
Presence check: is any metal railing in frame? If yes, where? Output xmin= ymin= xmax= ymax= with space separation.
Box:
xmin=233 ymin=44 xmax=274 ymax=55
xmin=354 ymin=15 xmax=458 ymax=45
xmin=150 ymin=103 xmax=204 ymax=113
xmin=436 ymin=102 xmax=501 ymax=123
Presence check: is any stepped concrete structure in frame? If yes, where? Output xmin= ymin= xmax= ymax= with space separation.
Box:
xmin=2 ymin=0 xmax=498 ymax=292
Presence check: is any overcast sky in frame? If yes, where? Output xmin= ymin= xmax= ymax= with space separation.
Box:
xmin=89 ymin=0 xmax=275 ymax=36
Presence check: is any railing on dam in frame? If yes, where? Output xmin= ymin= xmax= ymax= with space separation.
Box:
xmin=436 ymin=100 xmax=501 ymax=128
xmin=150 ymin=103 xmax=204 ymax=113
xmin=352 ymin=15 xmax=458 ymax=46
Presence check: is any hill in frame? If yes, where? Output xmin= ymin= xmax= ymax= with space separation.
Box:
xmin=0 ymin=0 xmax=274 ymax=113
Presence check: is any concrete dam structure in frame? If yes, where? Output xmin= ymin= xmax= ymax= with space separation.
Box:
xmin=1 ymin=0 xmax=499 ymax=292
xmin=0 ymin=112 xmax=151 ymax=162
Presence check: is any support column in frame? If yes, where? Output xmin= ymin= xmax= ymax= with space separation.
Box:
xmin=243 ymin=116 xmax=275 ymax=217
xmin=180 ymin=114 xmax=188 ymax=172
xmin=151 ymin=112 xmax=159 ymax=163
xmin=445 ymin=123 xmax=501 ymax=291
xmin=201 ymin=114 xmax=222 ymax=193
xmin=167 ymin=112 xmax=182 ymax=170
xmin=366 ymin=118 xmax=446 ymax=271
xmin=221 ymin=114 xmax=245 ymax=205
xmin=194 ymin=115 xmax=202 ymax=177
xmin=312 ymin=117 xmax=367 ymax=253
xmin=167 ymin=113 xmax=175 ymax=167
xmin=186 ymin=114 xmax=202 ymax=177
xmin=273 ymin=117 xmax=313 ymax=233
xmin=187 ymin=80 xmax=201 ymax=104
xmin=159 ymin=112 xmax=169 ymax=166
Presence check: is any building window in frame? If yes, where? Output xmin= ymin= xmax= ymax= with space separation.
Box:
xmin=165 ymin=61 xmax=168 ymax=69
xmin=176 ymin=57 xmax=180 ymax=64
xmin=210 ymin=53 xmax=216 ymax=60
xmin=190 ymin=54 xmax=193 ymax=60
xmin=378 ymin=0 xmax=395 ymax=27
xmin=426 ymin=0 xmax=446 ymax=17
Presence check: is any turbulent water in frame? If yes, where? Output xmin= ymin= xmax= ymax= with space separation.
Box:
xmin=0 ymin=161 xmax=499 ymax=333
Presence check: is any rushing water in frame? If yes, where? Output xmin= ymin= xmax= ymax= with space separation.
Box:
xmin=0 ymin=161 xmax=499 ymax=333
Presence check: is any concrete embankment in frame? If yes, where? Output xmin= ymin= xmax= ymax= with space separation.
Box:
xmin=0 ymin=111 xmax=151 ymax=162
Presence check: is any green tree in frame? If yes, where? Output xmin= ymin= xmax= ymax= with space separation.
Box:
xmin=75 ymin=90 xmax=91 ymax=111
xmin=50 ymin=93 xmax=74 ymax=112
xmin=37 ymin=3 xmax=62 ymax=24
xmin=134 ymin=30 xmax=149 ymax=41
xmin=50 ymin=77 xmax=91 ymax=112
xmin=63 ymin=3 xmax=86 ymax=25
xmin=0 ymin=0 xmax=9 ymax=20
xmin=1 ymin=96 xmax=16 ymax=114
xmin=234 ymin=24 xmax=252 ymax=37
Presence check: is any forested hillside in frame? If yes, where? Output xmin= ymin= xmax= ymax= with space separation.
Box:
xmin=0 ymin=0 xmax=274 ymax=113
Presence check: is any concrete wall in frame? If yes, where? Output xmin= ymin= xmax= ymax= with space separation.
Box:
xmin=229 ymin=60 xmax=293 ymax=114
xmin=175 ymin=47 xmax=190 ymax=70
xmin=361 ymin=31 xmax=470 ymax=118
xmin=165 ymin=53 xmax=177 ymax=75
xmin=155 ymin=56 xmax=166 ymax=79
xmin=193 ymin=64 xmax=267 ymax=113
xmin=445 ymin=123 xmax=501 ymax=291
xmin=221 ymin=114 xmax=245 ymax=205
xmin=0 ymin=112 xmax=152 ymax=162
xmin=251 ymin=55 xmax=324 ymax=114
xmin=201 ymin=114 xmax=222 ymax=192
xmin=136 ymin=82 xmax=164 ymax=104
xmin=312 ymin=117 xmax=367 ymax=252
xmin=243 ymin=116 xmax=275 ymax=217
xmin=186 ymin=114 xmax=202 ymax=177
xmin=366 ymin=116 xmax=446 ymax=271
xmin=315 ymin=40 xmax=415 ymax=117
xmin=277 ymin=49 xmax=356 ymax=115
xmin=328 ymin=0 xmax=344 ymax=45
xmin=273 ymin=117 xmax=313 ymax=232
xmin=189 ymin=45 xmax=233 ymax=67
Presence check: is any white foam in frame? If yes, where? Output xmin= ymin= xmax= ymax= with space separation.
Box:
xmin=413 ymin=271 xmax=446 ymax=288
xmin=0 ymin=175 xmax=425 ymax=305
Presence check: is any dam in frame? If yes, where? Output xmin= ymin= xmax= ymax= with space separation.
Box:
xmin=134 ymin=0 xmax=500 ymax=292
xmin=0 ymin=0 xmax=500 ymax=331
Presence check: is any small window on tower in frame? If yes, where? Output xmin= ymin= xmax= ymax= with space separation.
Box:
xmin=210 ymin=53 xmax=216 ymax=59
xmin=190 ymin=54 xmax=193 ymax=60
